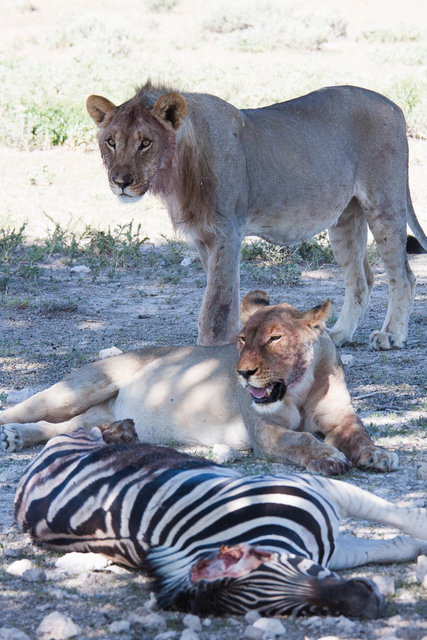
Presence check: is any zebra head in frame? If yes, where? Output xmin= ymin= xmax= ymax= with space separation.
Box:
xmin=149 ymin=543 xmax=384 ymax=618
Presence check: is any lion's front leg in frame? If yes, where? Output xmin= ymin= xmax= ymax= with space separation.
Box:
xmin=197 ymin=236 xmax=241 ymax=346
xmin=251 ymin=423 xmax=351 ymax=476
xmin=324 ymin=413 xmax=398 ymax=472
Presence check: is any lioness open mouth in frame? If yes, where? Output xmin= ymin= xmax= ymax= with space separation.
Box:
xmin=248 ymin=382 xmax=286 ymax=404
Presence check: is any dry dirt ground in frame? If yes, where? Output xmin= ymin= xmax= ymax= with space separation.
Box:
xmin=1 ymin=1 xmax=427 ymax=639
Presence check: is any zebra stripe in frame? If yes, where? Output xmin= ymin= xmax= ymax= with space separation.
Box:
xmin=15 ymin=427 xmax=385 ymax=617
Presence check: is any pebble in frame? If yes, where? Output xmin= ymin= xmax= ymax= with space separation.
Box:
xmin=212 ymin=443 xmax=242 ymax=464
xmin=253 ymin=617 xmax=286 ymax=636
xmin=154 ymin=632 xmax=178 ymax=640
xmin=183 ymin=614 xmax=202 ymax=631
xmin=372 ymin=575 xmax=395 ymax=596
xmin=22 ymin=568 xmax=46 ymax=582
xmin=131 ymin=612 xmax=167 ymax=630
xmin=340 ymin=353 xmax=354 ymax=366
xmin=416 ymin=555 xmax=427 ymax=584
xmin=6 ymin=388 xmax=35 ymax=404
xmin=36 ymin=612 xmax=80 ymax=639
xmin=6 ymin=559 xmax=33 ymax=577
xmin=335 ymin=616 xmax=357 ymax=634
xmin=243 ymin=625 xmax=265 ymax=640
xmin=0 ymin=628 xmax=32 ymax=640
xmin=108 ymin=620 xmax=131 ymax=633
xmin=55 ymin=551 xmax=109 ymax=572
xmin=98 ymin=346 xmax=123 ymax=359
xmin=70 ymin=265 xmax=91 ymax=274
xmin=416 ymin=463 xmax=427 ymax=481
xmin=244 ymin=611 xmax=261 ymax=624
xmin=180 ymin=256 xmax=193 ymax=267
xmin=180 ymin=630 xmax=199 ymax=640
xmin=202 ymin=618 xmax=211 ymax=627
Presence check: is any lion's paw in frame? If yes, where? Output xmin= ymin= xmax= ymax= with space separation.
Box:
xmin=369 ymin=330 xmax=405 ymax=350
xmin=356 ymin=446 xmax=399 ymax=472
xmin=306 ymin=451 xmax=352 ymax=476
xmin=0 ymin=424 xmax=24 ymax=452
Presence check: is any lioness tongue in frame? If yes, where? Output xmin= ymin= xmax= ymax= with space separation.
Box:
xmin=249 ymin=385 xmax=270 ymax=399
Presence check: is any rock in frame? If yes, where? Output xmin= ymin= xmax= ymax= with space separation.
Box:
xmin=180 ymin=256 xmax=193 ymax=267
xmin=155 ymin=632 xmax=178 ymax=640
xmin=132 ymin=613 xmax=167 ymax=630
xmin=6 ymin=388 xmax=35 ymax=404
xmin=335 ymin=616 xmax=357 ymax=634
xmin=180 ymin=630 xmax=199 ymax=640
xmin=108 ymin=620 xmax=131 ymax=633
xmin=70 ymin=265 xmax=91 ymax=274
xmin=416 ymin=555 xmax=427 ymax=583
xmin=212 ymin=443 xmax=242 ymax=464
xmin=55 ymin=551 xmax=109 ymax=572
xmin=244 ymin=611 xmax=261 ymax=624
xmin=182 ymin=614 xmax=202 ymax=631
xmin=6 ymin=559 xmax=33 ymax=577
xmin=22 ymin=568 xmax=46 ymax=582
xmin=99 ymin=346 xmax=123 ymax=359
xmin=253 ymin=617 xmax=286 ymax=636
xmin=372 ymin=575 xmax=395 ymax=596
xmin=243 ymin=626 xmax=265 ymax=640
xmin=340 ymin=354 xmax=354 ymax=366
xmin=36 ymin=612 xmax=80 ymax=639
xmin=0 ymin=628 xmax=32 ymax=640
xmin=416 ymin=463 xmax=427 ymax=481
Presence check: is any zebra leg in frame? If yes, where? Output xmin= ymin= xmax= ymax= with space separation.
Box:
xmin=319 ymin=477 xmax=427 ymax=540
xmin=330 ymin=534 xmax=427 ymax=570
xmin=0 ymin=402 xmax=115 ymax=451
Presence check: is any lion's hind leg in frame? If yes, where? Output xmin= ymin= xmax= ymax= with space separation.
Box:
xmin=0 ymin=402 xmax=115 ymax=452
xmin=328 ymin=198 xmax=374 ymax=347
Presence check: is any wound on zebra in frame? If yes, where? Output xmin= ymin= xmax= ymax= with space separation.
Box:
xmin=15 ymin=428 xmax=427 ymax=618
xmin=1 ymin=290 xmax=397 ymax=476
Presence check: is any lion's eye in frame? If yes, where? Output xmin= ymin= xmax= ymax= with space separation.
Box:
xmin=238 ymin=336 xmax=246 ymax=344
xmin=139 ymin=139 xmax=152 ymax=151
xmin=106 ymin=138 xmax=116 ymax=149
xmin=269 ymin=335 xmax=281 ymax=342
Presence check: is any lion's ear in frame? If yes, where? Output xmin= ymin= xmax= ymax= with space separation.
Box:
xmin=303 ymin=300 xmax=331 ymax=334
xmin=151 ymin=93 xmax=187 ymax=130
xmin=86 ymin=95 xmax=117 ymax=126
xmin=240 ymin=290 xmax=270 ymax=325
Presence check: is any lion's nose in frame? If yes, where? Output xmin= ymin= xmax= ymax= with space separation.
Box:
xmin=237 ymin=367 xmax=258 ymax=380
xmin=112 ymin=174 xmax=134 ymax=189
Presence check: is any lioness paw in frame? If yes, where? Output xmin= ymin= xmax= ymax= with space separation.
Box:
xmin=0 ymin=424 xmax=24 ymax=452
xmin=306 ymin=451 xmax=351 ymax=476
xmin=356 ymin=447 xmax=399 ymax=472
xmin=369 ymin=330 xmax=405 ymax=350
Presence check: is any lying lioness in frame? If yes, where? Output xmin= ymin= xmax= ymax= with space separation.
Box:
xmin=0 ymin=291 xmax=397 ymax=476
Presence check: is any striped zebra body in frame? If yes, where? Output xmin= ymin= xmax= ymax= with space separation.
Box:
xmin=15 ymin=428 xmax=427 ymax=618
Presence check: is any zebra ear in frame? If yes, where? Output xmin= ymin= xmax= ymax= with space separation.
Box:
xmin=240 ymin=290 xmax=270 ymax=326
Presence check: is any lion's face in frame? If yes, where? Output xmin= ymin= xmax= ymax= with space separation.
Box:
xmin=86 ymin=92 xmax=187 ymax=202
xmin=237 ymin=291 xmax=331 ymax=412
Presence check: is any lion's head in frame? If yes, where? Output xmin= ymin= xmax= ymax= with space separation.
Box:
xmin=86 ymin=85 xmax=187 ymax=202
xmin=236 ymin=290 xmax=331 ymax=411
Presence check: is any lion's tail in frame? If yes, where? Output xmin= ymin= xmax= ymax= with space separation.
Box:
xmin=407 ymin=183 xmax=427 ymax=253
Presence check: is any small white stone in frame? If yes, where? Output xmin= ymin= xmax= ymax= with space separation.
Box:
xmin=243 ymin=625 xmax=265 ymax=640
xmin=182 ymin=614 xmax=202 ymax=631
xmin=244 ymin=611 xmax=261 ymax=624
xmin=416 ymin=555 xmax=427 ymax=583
xmin=155 ymin=632 xmax=178 ymax=640
xmin=22 ymin=568 xmax=46 ymax=582
xmin=70 ymin=265 xmax=91 ymax=274
xmin=98 ymin=346 xmax=123 ymax=359
xmin=212 ymin=443 xmax=242 ymax=464
xmin=340 ymin=354 xmax=354 ymax=366
xmin=108 ymin=620 xmax=131 ymax=633
xmin=317 ymin=637 xmax=340 ymax=640
xmin=137 ymin=613 xmax=167 ymax=630
xmin=180 ymin=630 xmax=199 ymax=640
xmin=6 ymin=388 xmax=35 ymax=404
xmin=335 ymin=616 xmax=357 ymax=634
xmin=372 ymin=575 xmax=395 ymax=596
xmin=6 ymin=559 xmax=33 ymax=577
xmin=0 ymin=628 xmax=32 ymax=640
xmin=55 ymin=551 xmax=109 ymax=573
xmin=253 ymin=617 xmax=286 ymax=636
xmin=416 ymin=463 xmax=427 ymax=481
xmin=202 ymin=618 xmax=211 ymax=627
xmin=36 ymin=612 xmax=80 ymax=639
xmin=180 ymin=257 xmax=193 ymax=267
